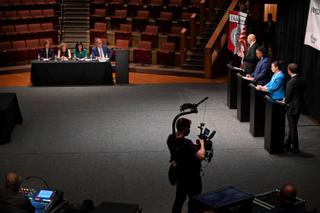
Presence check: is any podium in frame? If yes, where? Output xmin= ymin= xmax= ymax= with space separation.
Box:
xmin=237 ymin=73 xmax=251 ymax=122
xmin=249 ymin=84 xmax=267 ymax=137
xmin=115 ymin=49 xmax=129 ymax=84
xmin=227 ymin=67 xmax=242 ymax=109
xmin=264 ymin=96 xmax=286 ymax=154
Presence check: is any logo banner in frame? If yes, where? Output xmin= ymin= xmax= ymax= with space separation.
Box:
xmin=304 ymin=0 xmax=320 ymax=51
xmin=228 ymin=10 xmax=247 ymax=54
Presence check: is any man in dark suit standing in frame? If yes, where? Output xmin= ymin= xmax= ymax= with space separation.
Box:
xmin=245 ymin=46 xmax=271 ymax=85
xmin=91 ymin=38 xmax=113 ymax=59
xmin=263 ymin=13 xmax=275 ymax=53
xmin=243 ymin=34 xmax=259 ymax=74
xmin=284 ymin=63 xmax=305 ymax=153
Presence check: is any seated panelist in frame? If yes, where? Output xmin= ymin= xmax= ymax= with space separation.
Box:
xmin=245 ymin=46 xmax=271 ymax=85
xmin=57 ymin=42 xmax=71 ymax=61
xmin=91 ymin=38 xmax=112 ymax=59
xmin=74 ymin=42 xmax=87 ymax=59
xmin=256 ymin=60 xmax=285 ymax=101
xmin=38 ymin=40 xmax=55 ymax=60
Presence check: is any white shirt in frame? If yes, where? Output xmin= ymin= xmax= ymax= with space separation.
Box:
xmin=98 ymin=47 xmax=104 ymax=58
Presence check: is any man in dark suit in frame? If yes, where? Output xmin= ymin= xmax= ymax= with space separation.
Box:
xmin=91 ymin=38 xmax=113 ymax=59
xmin=245 ymin=46 xmax=271 ymax=85
xmin=284 ymin=63 xmax=305 ymax=153
xmin=263 ymin=13 xmax=275 ymax=53
xmin=0 ymin=172 xmax=35 ymax=213
xmin=243 ymin=34 xmax=259 ymax=74
xmin=38 ymin=40 xmax=55 ymax=60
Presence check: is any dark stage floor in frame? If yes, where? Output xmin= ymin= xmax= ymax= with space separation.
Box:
xmin=0 ymin=84 xmax=319 ymax=212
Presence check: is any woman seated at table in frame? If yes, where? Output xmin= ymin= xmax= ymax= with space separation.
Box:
xmin=256 ymin=60 xmax=285 ymax=101
xmin=73 ymin=42 xmax=87 ymax=59
xmin=57 ymin=42 xmax=71 ymax=61
xmin=38 ymin=40 xmax=55 ymax=60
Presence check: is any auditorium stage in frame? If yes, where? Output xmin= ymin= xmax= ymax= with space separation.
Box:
xmin=0 ymin=84 xmax=319 ymax=212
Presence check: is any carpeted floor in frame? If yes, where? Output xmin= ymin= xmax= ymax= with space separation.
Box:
xmin=0 ymin=84 xmax=319 ymax=212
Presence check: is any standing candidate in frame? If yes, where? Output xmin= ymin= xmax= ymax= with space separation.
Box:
xmin=245 ymin=46 xmax=271 ymax=85
xmin=91 ymin=38 xmax=112 ymax=59
xmin=283 ymin=63 xmax=305 ymax=153
xmin=256 ymin=60 xmax=285 ymax=101
xmin=243 ymin=34 xmax=259 ymax=74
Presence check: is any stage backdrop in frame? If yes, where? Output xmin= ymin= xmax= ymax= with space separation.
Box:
xmin=274 ymin=0 xmax=320 ymax=120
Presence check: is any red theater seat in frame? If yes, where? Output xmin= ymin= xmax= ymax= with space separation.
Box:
xmin=110 ymin=9 xmax=127 ymax=29
xmin=115 ymin=24 xmax=132 ymax=46
xmin=178 ymin=12 xmax=193 ymax=33
xmin=5 ymin=11 xmax=18 ymax=18
xmin=167 ymin=0 xmax=182 ymax=19
xmin=115 ymin=39 xmax=129 ymax=49
xmin=0 ymin=41 xmax=12 ymax=50
xmin=157 ymin=42 xmax=175 ymax=66
xmin=132 ymin=10 xmax=149 ymax=32
xmin=147 ymin=0 xmax=163 ymax=19
xmin=167 ymin=26 xmax=182 ymax=50
xmin=1 ymin=25 xmax=15 ymax=33
xmin=156 ymin=11 xmax=172 ymax=33
xmin=133 ymin=40 xmax=152 ymax=65
xmin=12 ymin=40 xmax=29 ymax=60
xmin=141 ymin=25 xmax=158 ymax=48
xmin=108 ymin=0 xmax=124 ymax=16
xmin=29 ymin=23 xmax=41 ymax=32
xmin=18 ymin=10 xmax=31 ymax=18
xmin=42 ymin=9 xmax=54 ymax=16
xmin=30 ymin=9 xmax=43 ymax=17
xmin=15 ymin=24 xmax=29 ymax=32
xmin=26 ymin=39 xmax=40 ymax=48
xmin=90 ymin=22 xmax=107 ymax=43
xmin=127 ymin=0 xmax=144 ymax=17
xmin=41 ymin=23 xmax=53 ymax=31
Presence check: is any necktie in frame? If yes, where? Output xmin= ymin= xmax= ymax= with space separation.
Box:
xmin=46 ymin=50 xmax=48 ymax=58
xmin=99 ymin=48 xmax=104 ymax=58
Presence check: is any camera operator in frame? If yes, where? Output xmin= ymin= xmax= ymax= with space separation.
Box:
xmin=167 ymin=117 xmax=206 ymax=213
xmin=0 ymin=172 xmax=34 ymax=213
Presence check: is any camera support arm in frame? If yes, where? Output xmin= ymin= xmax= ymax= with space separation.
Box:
xmin=172 ymin=97 xmax=208 ymax=135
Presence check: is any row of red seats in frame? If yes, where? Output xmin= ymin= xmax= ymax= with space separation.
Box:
xmin=0 ymin=38 xmax=54 ymax=62
xmin=0 ymin=0 xmax=56 ymax=5
xmin=91 ymin=9 xmax=193 ymax=33
xmin=1 ymin=23 xmax=54 ymax=33
xmin=0 ymin=23 xmax=57 ymax=42
xmin=0 ymin=9 xmax=55 ymax=19
xmin=91 ymin=0 xmax=200 ymax=18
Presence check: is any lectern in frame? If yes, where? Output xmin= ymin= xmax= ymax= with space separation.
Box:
xmin=249 ymin=84 xmax=267 ymax=137
xmin=115 ymin=49 xmax=129 ymax=84
xmin=237 ymin=73 xmax=251 ymax=122
xmin=227 ymin=67 xmax=244 ymax=109
xmin=264 ymin=96 xmax=286 ymax=154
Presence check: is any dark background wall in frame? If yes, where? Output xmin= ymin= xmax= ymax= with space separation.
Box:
xmin=273 ymin=0 xmax=320 ymax=120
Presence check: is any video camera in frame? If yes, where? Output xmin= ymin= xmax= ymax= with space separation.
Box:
xmin=172 ymin=97 xmax=216 ymax=163
xmin=197 ymin=123 xmax=216 ymax=162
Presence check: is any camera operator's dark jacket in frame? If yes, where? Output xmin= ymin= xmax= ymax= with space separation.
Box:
xmin=167 ymin=134 xmax=201 ymax=178
xmin=0 ymin=188 xmax=35 ymax=213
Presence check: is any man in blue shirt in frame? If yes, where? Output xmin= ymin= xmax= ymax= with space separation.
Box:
xmin=245 ymin=46 xmax=271 ymax=85
xmin=256 ymin=60 xmax=285 ymax=100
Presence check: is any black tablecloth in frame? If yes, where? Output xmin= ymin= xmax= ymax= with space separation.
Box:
xmin=0 ymin=93 xmax=23 ymax=144
xmin=31 ymin=60 xmax=114 ymax=86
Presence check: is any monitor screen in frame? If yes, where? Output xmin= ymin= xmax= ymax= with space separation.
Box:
xmin=37 ymin=190 xmax=53 ymax=199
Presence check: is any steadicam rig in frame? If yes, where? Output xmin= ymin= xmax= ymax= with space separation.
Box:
xmin=172 ymin=97 xmax=216 ymax=162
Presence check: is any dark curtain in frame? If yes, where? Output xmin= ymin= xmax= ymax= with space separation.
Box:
xmin=274 ymin=0 xmax=320 ymax=119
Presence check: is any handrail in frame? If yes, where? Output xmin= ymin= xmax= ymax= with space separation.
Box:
xmin=180 ymin=28 xmax=187 ymax=65
xmin=204 ymin=0 xmax=239 ymax=78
